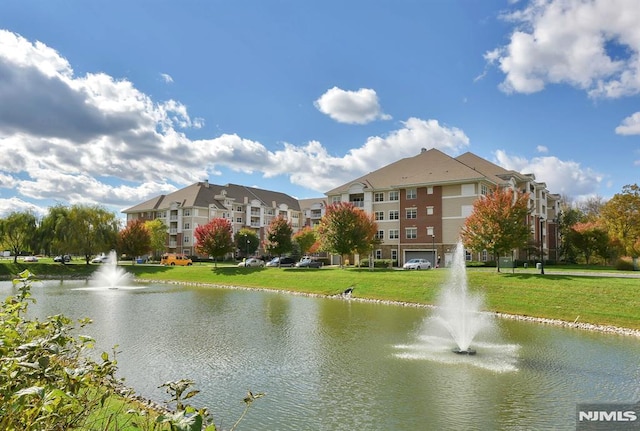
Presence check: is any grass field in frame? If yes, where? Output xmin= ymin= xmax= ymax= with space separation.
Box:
xmin=4 ymin=258 xmax=639 ymax=330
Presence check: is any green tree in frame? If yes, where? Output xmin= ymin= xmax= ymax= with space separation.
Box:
xmin=145 ymin=218 xmax=168 ymax=261
xmin=316 ymin=202 xmax=378 ymax=267
xmin=460 ymin=186 xmax=531 ymax=272
xmin=235 ymin=228 xmax=260 ymax=258
xmin=0 ymin=212 xmax=38 ymax=263
xmin=37 ymin=205 xmax=71 ymax=257
xmin=556 ymin=203 xmax=584 ymax=263
xmin=194 ymin=218 xmax=234 ymax=267
xmin=67 ymin=205 xmax=120 ymax=264
xmin=264 ymin=216 xmax=293 ymax=258
xmin=117 ymin=219 xmax=151 ymax=263
xmin=601 ymin=184 xmax=640 ymax=268
xmin=293 ymin=226 xmax=318 ymax=257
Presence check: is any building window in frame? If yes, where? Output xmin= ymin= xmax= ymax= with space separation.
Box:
xmin=461 ymin=184 xmax=475 ymax=196
xmin=374 ymin=192 xmax=385 ymax=202
xmin=391 ymin=249 xmax=398 ymax=261
xmin=184 ymin=223 xmax=190 ymax=229
xmin=389 ymin=191 xmax=399 ymax=201
xmin=183 ymin=209 xmax=191 ymax=216
xmin=481 ymin=184 xmax=488 ymax=196
xmin=236 ymin=206 xmax=243 ymax=212
xmin=427 ymin=186 xmax=433 ymax=195
xmin=465 ymin=250 xmax=472 ymax=261
xmin=405 ymin=228 xmax=417 ymax=239
xmin=236 ymin=217 xmax=242 ymax=223
xmin=375 ymin=249 xmax=382 ymax=259
xmin=183 ymin=236 xmax=190 ymax=244
xmin=461 ymin=205 xmax=474 ymax=217
xmin=331 ymin=196 xmax=341 ymax=204
xmin=406 ymin=188 xmax=417 ymax=199
xmin=426 ymin=206 xmax=434 ymax=216
xmin=375 ymin=211 xmax=385 ymax=221
xmin=406 ymin=208 xmax=417 ymax=219
xmin=375 ymin=230 xmax=384 ymax=240
xmin=481 ymin=250 xmax=488 ymax=262
xmin=389 ymin=229 xmax=399 ymax=239
xmin=427 ymin=226 xmax=434 ymax=236
xmin=389 ymin=210 xmax=399 ymax=220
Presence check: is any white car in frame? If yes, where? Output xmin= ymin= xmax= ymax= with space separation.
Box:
xmin=91 ymin=255 xmax=109 ymax=264
xmin=238 ymin=258 xmax=265 ymax=267
xmin=403 ymin=258 xmax=432 ymax=270
xmin=22 ymin=256 xmax=38 ymax=262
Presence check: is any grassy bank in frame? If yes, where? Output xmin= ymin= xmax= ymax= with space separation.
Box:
xmin=128 ymin=264 xmax=640 ymax=330
xmin=3 ymin=260 xmax=640 ymax=330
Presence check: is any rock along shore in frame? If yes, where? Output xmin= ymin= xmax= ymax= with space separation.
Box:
xmin=140 ymin=278 xmax=640 ymax=338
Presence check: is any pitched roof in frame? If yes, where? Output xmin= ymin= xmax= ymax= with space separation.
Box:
xmin=325 ymin=148 xmax=491 ymax=194
xmin=122 ymin=181 xmax=301 ymax=213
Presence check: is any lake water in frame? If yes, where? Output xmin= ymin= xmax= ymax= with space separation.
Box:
xmin=6 ymin=280 xmax=640 ymax=430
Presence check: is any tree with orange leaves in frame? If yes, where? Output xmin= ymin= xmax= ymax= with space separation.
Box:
xmin=317 ymin=202 xmax=378 ymax=266
xmin=117 ymin=219 xmax=151 ymax=264
xmin=194 ymin=218 xmax=234 ymax=267
xmin=293 ymin=226 xmax=318 ymax=257
xmin=567 ymin=221 xmax=609 ymax=265
xmin=460 ymin=186 xmax=531 ymax=272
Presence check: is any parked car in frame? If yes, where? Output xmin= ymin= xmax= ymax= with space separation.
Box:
xmin=266 ymin=257 xmax=296 ymax=267
xmin=160 ymin=253 xmax=193 ymax=266
xmin=296 ymin=257 xmax=323 ymax=268
xmin=238 ymin=258 xmax=265 ymax=267
xmin=22 ymin=256 xmax=38 ymax=262
xmin=54 ymin=254 xmax=71 ymax=263
xmin=403 ymin=258 xmax=432 ymax=270
xmin=91 ymin=255 xmax=109 ymax=264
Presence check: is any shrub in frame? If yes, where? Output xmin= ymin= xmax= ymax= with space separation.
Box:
xmin=358 ymin=259 xmax=396 ymax=268
xmin=615 ymin=258 xmax=635 ymax=271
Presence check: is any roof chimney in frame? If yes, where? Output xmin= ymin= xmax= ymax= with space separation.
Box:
xmin=421 ymin=148 xmax=427 ymax=153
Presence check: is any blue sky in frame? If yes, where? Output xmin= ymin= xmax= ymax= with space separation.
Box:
xmin=0 ymin=0 xmax=639 ymax=218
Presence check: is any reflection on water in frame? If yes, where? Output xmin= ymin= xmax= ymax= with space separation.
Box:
xmin=4 ymin=280 xmax=640 ymax=430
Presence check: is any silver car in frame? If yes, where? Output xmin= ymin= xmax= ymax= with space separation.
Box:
xmin=403 ymin=258 xmax=432 ymax=270
xmin=238 ymin=258 xmax=265 ymax=267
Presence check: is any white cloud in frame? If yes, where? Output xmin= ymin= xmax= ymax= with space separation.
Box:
xmin=493 ymin=149 xmax=604 ymax=201
xmin=488 ymin=0 xmax=640 ymax=98
xmin=615 ymin=112 xmax=640 ymax=135
xmin=314 ymin=86 xmax=391 ymax=124
xmin=536 ymin=145 xmax=548 ymax=153
xmin=160 ymin=73 xmax=174 ymax=83
xmin=0 ymin=30 xmax=470 ymax=214
xmin=0 ymin=197 xmax=47 ymax=218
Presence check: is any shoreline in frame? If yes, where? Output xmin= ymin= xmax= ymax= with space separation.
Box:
xmin=139 ymin=278 xmax=640 ymax=338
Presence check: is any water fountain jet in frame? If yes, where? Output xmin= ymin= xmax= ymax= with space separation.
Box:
xmin=91 ymin=250 xmax=134 ymax=289
xmin=433 ymin=240 xmax=491 ymax=355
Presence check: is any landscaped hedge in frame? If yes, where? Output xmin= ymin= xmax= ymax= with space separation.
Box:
xmin=358 ymin=259 xmax=396 ymax=268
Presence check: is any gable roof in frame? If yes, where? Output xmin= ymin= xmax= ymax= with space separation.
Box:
xmin=325 ymin=148 xmax=493 ymax=195
xmin=122 ymin=181 xmax=301 ymax=213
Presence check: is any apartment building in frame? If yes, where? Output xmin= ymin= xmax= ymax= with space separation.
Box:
xmin=122 ymin=180 xmax=302 ymax=257
xmin=325 ymin=148 xmax=561 ymax=267
xmin=299 ymin=197 xmax=328 ymax=228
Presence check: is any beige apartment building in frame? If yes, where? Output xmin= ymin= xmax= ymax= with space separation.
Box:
xmin=122 ymin=181 xmax=302 ymax=257
xmin=325 ymin=148 xmax=561 ymax=267
xmin=123 ymin=148 xmax=560 ymax=265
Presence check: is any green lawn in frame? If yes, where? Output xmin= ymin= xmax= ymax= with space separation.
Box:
xmin=3 ymin=260 xmax=639 ymax=330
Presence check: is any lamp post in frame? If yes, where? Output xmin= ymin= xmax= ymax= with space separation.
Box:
xmin=539 ymin=218 xmax=545 ymax=275
xmin=432 ymin=234 xmax=435 ymax=268
xmin=245 ymin=238 xmax=250 ymax=266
